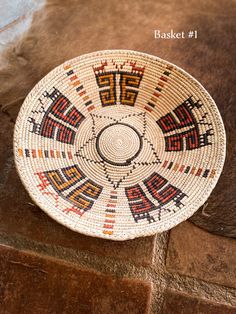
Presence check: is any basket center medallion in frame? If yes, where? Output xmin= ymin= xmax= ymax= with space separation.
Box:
xmin=96 ymin=122 xmax=142 ymax=166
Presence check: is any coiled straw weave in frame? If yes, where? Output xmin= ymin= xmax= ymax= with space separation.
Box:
xmin=14 ymin=50 xmax=226 ymax=240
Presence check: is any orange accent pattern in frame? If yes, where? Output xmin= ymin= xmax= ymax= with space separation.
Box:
xmin=145 ymin=64 xmax=173 ymax=112
xmin=18 ymin=148 xmax=72 ymax=159
xmin=34 ymin=172 xmax=59 ymax=207
xmin=38 ymin=149 xmax=43 ymax=158
xmin=63 ymin=63 xmax=94 ymax=112
xmin=102 ymin=190 xmax=118 ymax=236
xmin=162 ymin=159 xmax=216 ymax=179
xmin=209 ymin=169 xmax=216 ymax=178
xmin=18 ymin=148 xmax=23 ymax=157
xmin=63 ymin=206 xmax=85 ymax=217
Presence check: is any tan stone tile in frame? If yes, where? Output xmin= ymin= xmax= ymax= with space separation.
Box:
xmin=166 ymin=221 xmax=236 ymax=288
xmin=163 ymin=289 xmax=236 ymax=314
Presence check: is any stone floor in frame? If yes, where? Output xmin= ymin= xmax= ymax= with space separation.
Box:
xmin=0 ymin=0 xmax=235 ymax=313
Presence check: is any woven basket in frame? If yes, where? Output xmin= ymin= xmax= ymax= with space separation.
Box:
xmin=14 ymin=50 xmax=226 ymax=240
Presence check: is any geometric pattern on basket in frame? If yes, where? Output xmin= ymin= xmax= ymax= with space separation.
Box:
xmin=145 ymin=64 xmax=173 ymax=112
xmin=125 ymin=172 xmax=187 ymax=223
xmin=18 ymin=148 xmax=73 ymax=159
xmin=162 ymin=160 xmax=216 ymax=178
xmin=93 ymin=60 xmax=145 ymax=107
xmin=63 ymin=64 xmax=95 ymax=113
xmin=28 ymin=88 xmax=85 ymax=145
xmin=75 ymin=111 xmax=161 ymax=189
xmin=36 ymin=165 xmax=103 ymax=213
xmin=157 ymin=96 xmax=214 ymax=151
xmin=102 ymin=190 xmax=118 ymax=236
